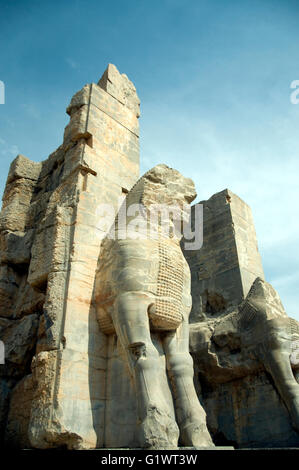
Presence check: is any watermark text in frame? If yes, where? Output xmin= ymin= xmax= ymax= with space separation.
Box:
xmin=0 ymin=81 xmax=4 ymax=104
xmin=96 ymin=198 xmax=203 ymax=250
xmin=290 ymin=80 xmax=299 ymax=104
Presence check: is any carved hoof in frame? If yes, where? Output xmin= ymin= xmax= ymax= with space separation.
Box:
xmin=180 ymin=421 xmax=214 ymax=448
xmin=138 ymin=406 xmax=179 ymax=449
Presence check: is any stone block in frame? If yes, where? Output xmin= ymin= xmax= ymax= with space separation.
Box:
xmin=87 ymin=105 xmax=139 ymax=163
xmin=0 ymin=314 xmax=39 ymax=379
xmin=0 ymin=178 xmax=36 ymax=232
xmin=63 ymin=104 xmax=90 ymax=144
xmin=184 ymin=189 xmax=264 ymax=321
xmin=0 ymin=229 xmax=34 ymax=265
xmin=0 ymin=265 xmax=22 ymax=318
xmin=28 ymin=207 xmax=73 ymax=288
xmin=28 ymin=348 xmax=106 ymax=449
xmin=6 ymin=154 xmax=41 ymax=184
xmin=90 ymin=84 xmax=139 ymax=136
xmin=66 ymin=84 xmax=90 ymax=116
xmin=203 ymin=373 xmax=299 ymax=448
xmin=36 ymin=271 xmax=68 ymax=352
xmin=5 ymin=374 xmax=34 ymax=448
xmin=98 ymin=63 xmax=140 ymax=118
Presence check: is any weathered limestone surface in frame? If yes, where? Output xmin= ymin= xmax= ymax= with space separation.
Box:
xmin=184 ymin=189 xmax=264 ymax=323
xmin=95 ymin=164 xmax=213 ymax=449
xmin=185 ymin=193 xmax=299 ymax=447
xmin=0 ymin=63 xmax=298 ymax=450
xmin=5 ymin=374 xmax=34 ymax=448
xmin=0 ymin=64 xmax=140 ymax=449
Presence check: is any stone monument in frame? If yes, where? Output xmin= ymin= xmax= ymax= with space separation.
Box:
xmin=184 ymin=191 xmax=299 ymax=447
xmin=95 ymin=163 xmax=213 ymax=448
xmin=0 ymin=64 xmax=298 ymax=449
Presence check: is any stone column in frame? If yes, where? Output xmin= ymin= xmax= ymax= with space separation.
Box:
xmin=2 ymin=64 xmax=140 ymax=449
xmin=184 ymin=189 xmax=264 ymax=322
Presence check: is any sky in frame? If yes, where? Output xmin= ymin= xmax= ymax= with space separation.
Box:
xmin=0 ymin=0 xmax=298 ymax=319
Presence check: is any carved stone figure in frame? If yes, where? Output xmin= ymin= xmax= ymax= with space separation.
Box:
xmin=190 ymin=277 xmax=299 ymax=446
xmin=1 ymin=64 xmax=298 ymax=450
xmin=94 ymin=164 xmax=214 ymax=449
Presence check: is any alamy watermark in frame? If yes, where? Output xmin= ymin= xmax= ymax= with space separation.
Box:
xmin=0 ymin=81 xmax=4 ymax=104
xmin=0 ymin=340 xmax=4 ymax=364
xmin=290 ymin=80 xmax=299 ymax=104
xmin=95 ymin=198 xmax=203 ymax=250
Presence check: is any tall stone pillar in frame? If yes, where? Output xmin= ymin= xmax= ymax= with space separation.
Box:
xmin=184 ymin=189 xmax=264 ymax=322
xmin=1 ymin=64 xmax=140 ymax=448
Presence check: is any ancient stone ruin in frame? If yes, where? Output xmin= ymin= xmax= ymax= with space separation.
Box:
xmin=0 ymin=64 xmax=298 ymax=449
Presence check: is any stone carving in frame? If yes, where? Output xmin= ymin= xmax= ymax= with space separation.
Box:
xmin=0 ymin=64 xmax=141 ymax=449
xmin=190 ymin=277 xmax=299 ymax=447
xmin=0 ymin=64 xmax=298 ymax=450
xmin=183 ymin=190 xmax=299 ymax=447
xmin=95 ymin=164 xmax=214 ymax=449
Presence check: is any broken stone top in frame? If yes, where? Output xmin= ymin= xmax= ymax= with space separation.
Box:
xmin=6 ymin=154 xmax=42 ymax=185
xmin=98 ymin=63 xmax=140 ymax=117
xmin=126 ymin=164 xmax=197 ymax=210
xmin=239 ymin=277 xmax=287 ymax=322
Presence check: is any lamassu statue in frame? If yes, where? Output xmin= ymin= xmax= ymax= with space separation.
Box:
xmin=94 ymin=164 xmax=214 ymax=449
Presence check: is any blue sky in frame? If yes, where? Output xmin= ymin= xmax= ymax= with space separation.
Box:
xmin=0 ymin=0 xmax=298 ymax=319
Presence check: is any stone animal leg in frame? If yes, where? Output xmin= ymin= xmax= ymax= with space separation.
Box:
xmin=257 ymin=336 xmax=299 ymax=433
xmin=162 ymin=318 xmax=214 ymax=448
xmin=112 ymin=291 xmax=179 ymax=449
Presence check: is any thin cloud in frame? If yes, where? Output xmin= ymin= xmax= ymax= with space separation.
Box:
xmin=22 ymin=103 xmax=41 ymax=119
xmin=66 ymin=57 xmax=79 ymax=70
xmin=0 ymin=138 xmax=19 ymax=158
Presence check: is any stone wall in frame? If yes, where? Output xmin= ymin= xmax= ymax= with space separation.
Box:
xmin=0 ymin=64 xmax=141 ymax=448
